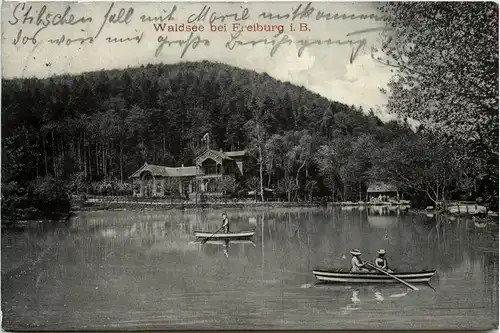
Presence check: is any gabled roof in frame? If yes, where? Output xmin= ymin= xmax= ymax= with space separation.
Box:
xmin=129 ymin=163 xmax=165 ymax=178
xmin=194 ymin=148 xmax=232 ymax=164
xmin=194 ymin=148 xmax=247 ymax=163
xmin=367 ymin=182 xmax=398 ymax=193
xmin=129 ymin=163 xmax=197 ymax=178
xmin=213 ymin=150 xmax=232 ymax=160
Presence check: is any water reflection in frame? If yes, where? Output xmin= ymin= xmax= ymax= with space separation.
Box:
xmin=339 ymin=289 xmax=361 ymax=314
xmin=1 ymin=208 xmax=498 ymax=330
xmin=367 ymin=205 xmax=411 ymax=216
xmin=337 ymin=286 xmax=408 ymax=314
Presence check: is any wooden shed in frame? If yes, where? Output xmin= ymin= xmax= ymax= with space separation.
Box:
xmin=366 ymin=182 xmax=399 ymax=201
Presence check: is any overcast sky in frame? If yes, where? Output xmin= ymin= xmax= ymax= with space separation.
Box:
xmin=2 ymin=1 xmax=394 ymax=119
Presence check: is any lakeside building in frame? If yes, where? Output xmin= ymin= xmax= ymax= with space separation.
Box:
xmin=129 ymin=148 xmax=246 ymax=197
xmin=367 ymin=182 xmax=400 ymax=201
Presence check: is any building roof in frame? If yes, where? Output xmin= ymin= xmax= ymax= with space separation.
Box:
xmin=194 ymin=148 xmax=247 ymax=161
xmin=367 ymin=182 xmax=398 ymax=193
xmin=165 ymin=166 xmax=197 ymax=177
xmin=130 ymin=149 xmax=247 ymax=178
xmin=225 ymin=150 xmax=247 ymax=157
xmin=129 ymin=163 xmax=197 ymax=178
xmin=129 ymin=163 xmax=166 ymax=178
xmin=215 ymin=150 xmax=233 ymax=160
xmin=194 ymin=148 xmax=232 ymax=162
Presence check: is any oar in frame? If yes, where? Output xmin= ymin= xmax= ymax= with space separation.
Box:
xmin=200 ymin=225 xmax=225 ymax=244
xmin=365 ymin=262 xmax=419 ymax=291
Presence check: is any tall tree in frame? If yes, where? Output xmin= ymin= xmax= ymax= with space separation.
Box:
xmin=264 ymin=134 xmax=283 ymax=188
xmin=245 ymin=118 xmax=268 ymax=202
xmin=369 ymin=133 xmax=459 ymax=206
xmin=377 ymin=2 xmax=499 ymax=205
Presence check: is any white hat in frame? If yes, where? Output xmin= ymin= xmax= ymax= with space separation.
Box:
xmin=378 ymin=249 xmax=386 ymax=255
xmin=350 ymin=249 xmax=361 ymax=256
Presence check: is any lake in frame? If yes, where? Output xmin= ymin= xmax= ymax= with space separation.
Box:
xmin=2 ymin=207 xmax=498 ymax=330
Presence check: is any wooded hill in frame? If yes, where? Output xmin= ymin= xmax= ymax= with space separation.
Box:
xmin=3 ymin=60 xmax=485 ymax=220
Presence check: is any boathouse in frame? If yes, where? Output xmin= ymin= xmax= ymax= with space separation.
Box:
xmin=367 ymin=182 xmax=399 ymax=202
xmin=129 ymin=148 xmax=246 ymax=197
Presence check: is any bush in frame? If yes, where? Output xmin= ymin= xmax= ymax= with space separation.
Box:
xmin=69 ymin=172 xmax=86 ymax=195
xmin=87 ymin=180 xmax=134 ymax=196
xmin=30 ymin=176 xmax=71 ymax=218
xmin=1 ymin=181 xmax=29 ymax=223
xmin=1 ymin=176 xmax=72 ymax=223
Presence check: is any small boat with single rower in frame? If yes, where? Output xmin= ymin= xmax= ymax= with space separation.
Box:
xmin=191 ymin=239 xmax=256 ymax=246
xmin=193 ymin=230 xmax=255 ymax=241
xmin=312 ymin=269 xmax=436 ymax=284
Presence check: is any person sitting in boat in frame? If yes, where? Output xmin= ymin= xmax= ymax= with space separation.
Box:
xmin=350 ymin=249 xmax=369 ymax=272
xmin=222 ymin=213 xmax=230 ymax=233
xmin=374 ymin=249 xmax=393 ymax=273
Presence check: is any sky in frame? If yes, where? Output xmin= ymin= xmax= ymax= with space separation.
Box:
xmin=1 ymin=1 xmax=394 ymax=119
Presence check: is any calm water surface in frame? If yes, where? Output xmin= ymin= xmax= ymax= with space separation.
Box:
xmin=2 ymin=207 xmax=498 ymax=330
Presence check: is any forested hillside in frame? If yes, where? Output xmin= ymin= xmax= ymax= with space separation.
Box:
xmin=2 ymin=61 xmax=403 ymax=179
xmin=3 ymin=60 xmax=487 ymax=221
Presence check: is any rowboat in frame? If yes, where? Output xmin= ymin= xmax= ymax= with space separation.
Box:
xmin=193 ymin=230 xmax=255 ymax=240
xmin=312 ymin=269 xmax=436 ymax=284
xmin=190 ymin=240 xmax=256 ymax=246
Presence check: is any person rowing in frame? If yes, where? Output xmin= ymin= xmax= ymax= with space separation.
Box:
xmin=350 ymin=249 xmax=370 ymax=272
xmin=374 ymin=249 xmax=393 ymax=273
xmin=222 ymin=213 xmax=230 ymax=233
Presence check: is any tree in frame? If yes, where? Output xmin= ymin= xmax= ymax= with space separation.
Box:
xmin=245 ymin=119 xmax=267 ymax=202
xmin=287 ymin=131 xmax=313 ymax=200
xmin=245 ymin=176 xmax=260 ymax=201
xmin=217 ymin=175 xmax=236 ymax=201
xmin=164 ymin=178 xmax=181 ymax=203
xmin=350 ymin=134 xmax=376 ymax=201
xmin=305 ymin=179 xmax=318 ymax=201
xmin=30 ymin=176 xmax=71 ymax=218
xmin=277 ymin=177 xmax=298 ymax=202
xmin=369 ymin=133 xmax=459 ymax=206
xmin=314 ymin=137 xmax=352 ymax=201
xmin=2 ymin=60 xmax=436 ymax=220
xmin=264 ymin=134 xmax=283 ymax=188
xmin=377 ymin=2 xmax=499 ymax=205
xmin=281 ymin=131 xmax=301 ymax=202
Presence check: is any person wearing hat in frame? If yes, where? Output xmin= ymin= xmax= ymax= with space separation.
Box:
xmin=374 ymin=249 xmax=393 ymax=272
xmin=222 ymin=213 xmax=230 ymax=233
xmin=350 ymin=249 xmax=369 ymax=272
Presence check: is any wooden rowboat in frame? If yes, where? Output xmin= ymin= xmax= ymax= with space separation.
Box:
xmin=312 ymin=269 xmax=436 ymax=284
xmin=193 ymin=230 xmax=255 ymax=240
xmin=190 ymin=240 xmax=256 ymax=246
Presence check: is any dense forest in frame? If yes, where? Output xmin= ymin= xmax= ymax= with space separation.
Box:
xmin=1 ymin=60 xmax=496 ymax=222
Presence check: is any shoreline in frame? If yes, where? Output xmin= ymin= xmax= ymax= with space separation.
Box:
xmin=4 ymin=200 xmax=497 ymax=229
xmin=74 ymin=200 xmax=329 ymax=212
xmin=74 ymin=201 xmax=498 ymax=216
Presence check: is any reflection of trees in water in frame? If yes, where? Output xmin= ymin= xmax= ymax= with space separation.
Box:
xmin=251 ymin=210 xmax=497 ymax=279
xmin=425 ymin=215 xmax=497 ymax=273
xmin=481 ymin=251 xmax=499 ymax=313
xmin=367 ymin=205 xmax=409 ymax=216
xmin=6 ymin=208 xmax=497 ymax=304
xmin=2 ymin=223 xmax=72 ymax=274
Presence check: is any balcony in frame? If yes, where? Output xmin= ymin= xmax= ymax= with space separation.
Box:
xmin=198 ymin=165 xmax=223 ymax=178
